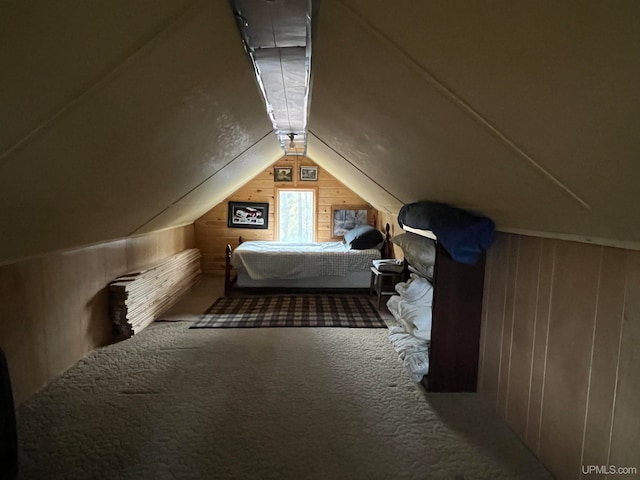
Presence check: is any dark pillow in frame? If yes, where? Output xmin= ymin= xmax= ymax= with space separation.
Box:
xmin=344 ymin=224 xmax=384 ymax=250
xmin=391 ymin=232 xmax=436 ymax=279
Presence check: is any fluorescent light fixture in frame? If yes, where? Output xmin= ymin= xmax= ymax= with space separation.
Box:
xmin=230 ymin=0 xmax=317 ymax=156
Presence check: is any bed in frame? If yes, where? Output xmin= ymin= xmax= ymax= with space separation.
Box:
xmin=224 ymin=224 xmax=392 ymax=295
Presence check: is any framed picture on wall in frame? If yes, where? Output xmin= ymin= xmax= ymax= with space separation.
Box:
xmin=274 ymin=167 xmax=293 ymax=182
xmin=331 ymin=205 xmax=369 ymax=237
xmin=228 ymin=201 xmax=269 ymax=229
xmin=299 ymin=166 xmax=318 ymax=181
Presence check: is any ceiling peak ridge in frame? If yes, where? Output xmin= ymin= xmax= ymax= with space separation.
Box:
xmin=0 ymin=0 xmax=207 ymax=168
xmin=333 ymin=0 xmax=591 ymax=212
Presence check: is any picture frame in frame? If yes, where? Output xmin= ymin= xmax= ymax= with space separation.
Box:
xmin=331 ymin=205 xmax=369 ymax=238
xmin=274 ymin=167 xmax=293 ymax=182
xmin=299 ymin=166 xmax=318 ymax=181
xmin=228 ymin=201 xmax=269 ymax=229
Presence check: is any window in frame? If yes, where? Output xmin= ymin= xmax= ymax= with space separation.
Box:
xmin=277 ymin=189 xmax=315 ymax=242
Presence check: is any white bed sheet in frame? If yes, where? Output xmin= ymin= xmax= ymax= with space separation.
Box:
xmin=232 ymin=241 xmax=381 ymax=280
xmin=237 ymin=270 xmax=372 ymax=289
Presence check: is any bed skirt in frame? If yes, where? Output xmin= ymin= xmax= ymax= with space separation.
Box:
xmin=236 ymin=270 xmax=371 ymax=289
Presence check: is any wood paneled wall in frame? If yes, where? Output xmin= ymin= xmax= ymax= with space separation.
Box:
xmin=0 ymin=225 xmax=195 ymax=404
xmin=479 ymin=232 xmax=640 ymax=480
xmin=195 ymin=157 xmax=374 ymax=274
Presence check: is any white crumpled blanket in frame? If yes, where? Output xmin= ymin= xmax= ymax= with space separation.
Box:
xmin=386 ymin=273 xmax=434 ymax=381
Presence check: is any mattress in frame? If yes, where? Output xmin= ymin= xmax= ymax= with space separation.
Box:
xmin=237 ymin=270 xmax=372 ymax=289
xmin=232 ymin=241 xmax=381 ymax=280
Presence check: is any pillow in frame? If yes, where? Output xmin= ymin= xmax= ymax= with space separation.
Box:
xmin=391 ymin=232 xmax=436 ymax=279
xmin=343 ymin=224 xmax=384 ymax=250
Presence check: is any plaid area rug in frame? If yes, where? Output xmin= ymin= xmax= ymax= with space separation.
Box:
xmin=190 ymin=296 xmax=386 ymax=329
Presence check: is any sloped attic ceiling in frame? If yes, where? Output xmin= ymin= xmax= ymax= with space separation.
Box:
xmin=310 ymin=0 xmax=640 ymax=248
xmin=0 ymin=0 xmax=283 ymax=264
xmin=1 ymin=0 xmax=639 ymax=265
xmin=308 ymin=0 xmax=640 ymax=247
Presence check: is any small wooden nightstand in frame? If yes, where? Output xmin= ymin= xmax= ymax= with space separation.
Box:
xmin=369 ymin=266 xmax=403 ymax=310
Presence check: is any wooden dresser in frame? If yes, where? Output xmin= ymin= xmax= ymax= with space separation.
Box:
xmin=422 ymin=242 xmax=486 ymax=392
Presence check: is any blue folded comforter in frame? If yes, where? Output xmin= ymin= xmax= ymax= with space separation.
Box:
xmin=398 ymin=201 xmax=495 ymax=264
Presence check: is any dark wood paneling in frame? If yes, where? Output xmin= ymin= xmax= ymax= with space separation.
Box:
xmin=537 ymin=241 xmax=601 ymax=480
xmin=507 ymin=236 xmax=542 ymax=439
xmin=477 ymin=234 xmax=494 ymax=392
xmin=0 ymin=259 xmax=47 ymax=404
xmin=608 ymin=250 xmax=640 ymax=469
xmin=498 ymin=234 xmax=518 ymax=415
xmin=479 ymin=233 xmax=510 ymax=405
xmin=42 ymin=249 xmax=94 ymax=378
xmin=126 ymin=234 xmax=159 ymax=273
xmin=581 ymin=247 xmax=627 ymax=469
xmin=526 ymin=238 xmax=556 ymax=452
xmin=480 ymin=233 xmax=640 ymax=480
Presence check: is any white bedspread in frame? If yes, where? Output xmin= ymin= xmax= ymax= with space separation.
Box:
xmin=231 ymin=241 xmax=381 ymax=280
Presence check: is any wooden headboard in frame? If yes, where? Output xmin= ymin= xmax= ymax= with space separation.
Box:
xmin=382 ymin=223 xmax=393 ymax=258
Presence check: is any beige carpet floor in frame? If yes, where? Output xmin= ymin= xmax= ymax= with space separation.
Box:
xmin=16 ymin=318 xmax=553 ymax=480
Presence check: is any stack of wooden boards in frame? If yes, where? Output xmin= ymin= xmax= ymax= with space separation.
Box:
xmin=109 ymin=249 xmax=202 ymax=339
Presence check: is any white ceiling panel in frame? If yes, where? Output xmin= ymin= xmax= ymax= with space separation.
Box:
xmin=309 ymin=0 xmax=640 ymax=244
xmin=0 ymin=0 xmax=196 ymax=156
xmin=0 ymin=0 xmax=272 ymax=263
